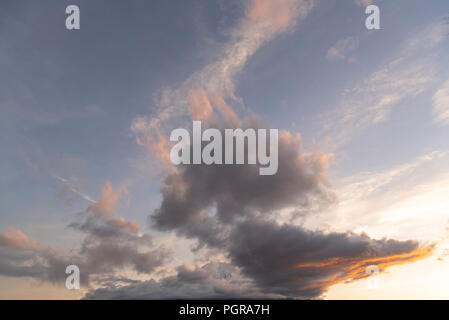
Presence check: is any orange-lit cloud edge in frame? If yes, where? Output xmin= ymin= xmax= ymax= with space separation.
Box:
xmin=296 ymin=242 xmax=436 ymax=292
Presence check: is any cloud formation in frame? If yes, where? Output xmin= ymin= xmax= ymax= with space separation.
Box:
xmin=131 ymin=0 xmax=315 ymax=150
xmin=228 ymin=218 xmax=434 ymax=297
xmin=84 ymin=262 xmax=280 ymax=299
xmin=0 ymin=0 xmax=441 ymax=300
xmin=433 ymin=78 xmax=449 ymax=124
xmin=141 ymin=132 xmax=435 ymax=298
xmin=326 ymin=37 xmax=358 ymax=62
xmin=84 ymin=218 xmax=434 ymax=299
xmin=152 ymin=129 xmax=335 ymax=244
xmin=144 ymin=122 xmax=434 ymax=298
xmin=321 ymin=22 xmax=447 ymax=146
xmin=123 ymin=0 xmax=437 ymax=299
xmin=0 ymin=182 xmax=169 ymax=286
xmin=355 ymin=0 xmax=373 ymax=7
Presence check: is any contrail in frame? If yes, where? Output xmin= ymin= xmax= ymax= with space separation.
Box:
xmin=53 ymin=175 xmax=96 ymax=203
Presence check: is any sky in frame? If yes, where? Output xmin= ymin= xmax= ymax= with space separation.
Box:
xmin=1 ymin=0 xmax=449 ymax=299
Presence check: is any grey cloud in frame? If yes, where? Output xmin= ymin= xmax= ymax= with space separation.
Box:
xmin=0 ymin=192 xmax=170 ymax=286
xmin=146 ymin=128 xmax=432 ymax=298
xmin=83 ymin=262 xmax=280 ymax=300
xmin=84 ymin=217 xmax=430 ymax=300
xmin=79 ymin=240 xmax=168 ymax=276
xmin=151 ymin=129 xmax=335 ymax=248
xmin=69 ymin=210 xmax=152 ymax=245
xmin=228 ymin=218 xmax=426 ymax=298
xmin=0 ymin=241 xmax=75 ymax=284
xmin=0 ymin=247 xmax=48 ymax=278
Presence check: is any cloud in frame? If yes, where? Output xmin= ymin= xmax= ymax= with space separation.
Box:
xmin=83 ymin=217 xmax=435 ymax=299
xmin=133 ymin=122 xmax=174 ymax=172
xmin=0 ymin=227 xmax=30 ymax=249
xmin=131 ymin=0 xmax=315 ymax=143
xmin=355 ymin=0 xmax=373 ymax=7
xmin=189 ymin=87 xmax=214 ymax=121
xmin=151 ymin=129 xmax=335 ymax=248
xmin=320 ymin=23 xmax=446 ymax=147
xmin=68 ymin=182 xmax=170 ymax=279
xmin=87 ymin=181 xmax=120 ymax=217
xmin=83 ymin=261 xmax=280 ymax=299
xmin=336 ymin=151 xmax=447 ymax=209
xmin=26 ymin=154 xmax=93 ymax=206
xmin=0 ymin=228 xmax=70 ymax=282
xmin=307 ymin=151 xmax=449 ymax=242
xmin=209 ymin=93 xmax=241 ymax=128
xmin=2 ymin=0 xmax=439 ymax=300
xmin=433 ymin=78 xmax=449 ymax=124
xmin=129 ymin=0 xmax=316 ymax=179
xmin=119 ymin=0 xmax=439 ymax=299
xmin=144 ymin=125 xmax=436 ymax=298
xmin=228 ymin=218 xmax=434 ymax=298
xmin=53 ymin=175 xmax=95 ymax=204
xmin=246 ymin=0 xmax=304 ymax=29
xmin=326 ymin=37 xmax=358 ymax=62
xmin=0 ymin=182 xmax=169 ymax=286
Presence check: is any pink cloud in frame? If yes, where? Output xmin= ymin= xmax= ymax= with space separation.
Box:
xmin=88 ymin=181 xmax=120 ymax=217
xmin=189 ymin=87 xmax=213 ymax=120
xmin=247 ymin=0 xmax=296 ymax=28
xmin=355 ymin=0 xmax=373 ymax=6
xmin=0 ymin=227 xmax=29 ymax=249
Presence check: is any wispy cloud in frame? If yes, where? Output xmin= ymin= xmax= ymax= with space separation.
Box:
xmin=2 ymin=0 xmax=445 ymax=300
xmin=312 ymin=151 xmax=449 ymax=241
xmin=321 ymin=23 xmax=447 ymax=147
xmin=124 ymin=0 xmax=441 ymax=299
xmin=354 ymin=0 xmax=373 ymax=7
xmin=326 ymin=36 xmax=358 ymax=62
xmin=130 ymin=0 xmax=316 ymax=177
xmin=131 ymin=0 xmax=315 ymax=135
xmin=433 ymin=78 xmax=449 ymax=124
